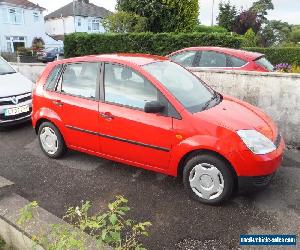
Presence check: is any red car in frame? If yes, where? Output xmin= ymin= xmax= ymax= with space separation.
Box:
xmin=167 ymin=47 xmax=274 ymax=72
xmin=32 ymin=54 xmax=284 ymax=205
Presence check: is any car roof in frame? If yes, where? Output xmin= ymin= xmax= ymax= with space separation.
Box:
xmin=169 ymin=47 xmax=264 ymax=61
xmin=57 ymin=53 xmax=168 ymax=66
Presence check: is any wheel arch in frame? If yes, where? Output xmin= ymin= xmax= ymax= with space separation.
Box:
xmin=35 ymin=118 xmax=52 ymax=134
xmin=177 ymin=149 xmax=238 ymax=190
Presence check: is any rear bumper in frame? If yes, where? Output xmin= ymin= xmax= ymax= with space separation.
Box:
xmin=238 ymin=174 xmax=275 ymax=193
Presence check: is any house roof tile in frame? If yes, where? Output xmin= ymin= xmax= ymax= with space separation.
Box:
xmin=44 ymin=0 xmax=111 ymax=20
xmin=0 ymin=0 xmax=45 ymax=10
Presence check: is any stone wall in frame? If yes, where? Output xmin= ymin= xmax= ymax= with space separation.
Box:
xmin=191 ymin=69 xmax=300 ymax=146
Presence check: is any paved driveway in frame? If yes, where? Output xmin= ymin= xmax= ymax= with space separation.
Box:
xmin=0 ymin=122 xmax=299 ymax=249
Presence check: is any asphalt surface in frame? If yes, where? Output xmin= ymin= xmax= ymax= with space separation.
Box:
xmin=0 ymin=122 xmax=299 ymax=250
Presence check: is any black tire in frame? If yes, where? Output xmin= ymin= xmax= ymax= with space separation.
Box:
xmin=183 ymin=153 xmax=234 ymax=205
xmin=38 ymin=122 xmax=66 ymax=159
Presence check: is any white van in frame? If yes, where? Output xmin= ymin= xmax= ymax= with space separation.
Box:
xmin=0 ymin=57 xmax=33 ymax=126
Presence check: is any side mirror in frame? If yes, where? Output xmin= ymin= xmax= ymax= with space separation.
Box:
xmin=144 ymin=101 xmax=165 ymax=114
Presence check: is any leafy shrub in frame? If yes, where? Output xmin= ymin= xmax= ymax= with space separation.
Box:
xmin=291 ymin=65 xmax=300 ymax=73
xmin=16 ymin=47 xmax=33 ymax=56
xmin=18 ymin=196 xmax=151 ymax=250
xmin=244 ymin=47 xmax=300 ymax=66
xmin=64 ymin=32 xmax=243 ymax=57
xmin=194 ymin=25 xmax=228 ymax=33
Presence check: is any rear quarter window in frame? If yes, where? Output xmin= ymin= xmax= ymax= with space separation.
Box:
xmin=45 ymin=65 xmax=63 ymax=90
xmin=255 ymin=57 xmax=274 ymax=71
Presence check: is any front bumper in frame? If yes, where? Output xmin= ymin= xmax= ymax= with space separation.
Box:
xmin=0 ymin=99 xmax=32 ymax=127
xmin=0 ymin=114 xmax=31 ymax=127
xmin=229 ymin=136 xmax=285 ymax=177
xmin=238 ymin=174 xmax=275 ymax=193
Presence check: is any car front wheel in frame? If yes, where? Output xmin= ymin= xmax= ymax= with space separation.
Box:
xmin=183 ymin=153 xmax=234 ymax=205
xmin=38 ymin=122 xmax=66 ymax=158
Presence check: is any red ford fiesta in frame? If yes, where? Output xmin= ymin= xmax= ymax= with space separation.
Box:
xmin=32 ymin=54 xmax=284 ymax=205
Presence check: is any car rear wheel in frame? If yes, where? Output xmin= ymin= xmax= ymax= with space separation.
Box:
xmin=183 ymin=153 xmax=234 ymax=205
xmin=38 ymin=122 xmax=66 ymax=158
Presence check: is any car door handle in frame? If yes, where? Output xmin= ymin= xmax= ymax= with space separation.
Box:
xmin=52 ymin=100 xmax=63 ymax=107
xmin=100 ymin=112 xmax=114 ymax=120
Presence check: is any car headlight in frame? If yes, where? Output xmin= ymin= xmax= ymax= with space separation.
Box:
xmin=237 ymin=130 xmax=276 ymax=155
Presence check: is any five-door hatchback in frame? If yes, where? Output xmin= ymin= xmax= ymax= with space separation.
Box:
xmin=32 ymin=54 xmax=284 ymax=205
xmin=167 ymin=47 xmax=274 ymax=72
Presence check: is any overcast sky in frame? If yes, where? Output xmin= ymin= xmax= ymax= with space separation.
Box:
xmin=31 ymin=0 xmax=300 ymax=25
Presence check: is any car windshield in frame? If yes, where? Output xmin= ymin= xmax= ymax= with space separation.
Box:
xmin=255 ymin=57 xmax=274 ymax=71
xmin=0 ymin=57 xmax=16 ymax=75
xmin=143 ymin=61 xmax=218 ymax=113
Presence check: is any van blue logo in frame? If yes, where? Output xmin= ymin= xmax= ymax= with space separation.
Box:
xmin=10 ymin=96 xmax=18 ymax=105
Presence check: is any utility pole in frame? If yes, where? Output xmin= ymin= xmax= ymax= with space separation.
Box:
xmin=211 ymin=0 xmax=215 ymax=26
xmin=73 ymin=0 xmax=76 ymax=32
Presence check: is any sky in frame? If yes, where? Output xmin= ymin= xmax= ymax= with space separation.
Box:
xmin=31 ymin=0 xmax=300 ymax=25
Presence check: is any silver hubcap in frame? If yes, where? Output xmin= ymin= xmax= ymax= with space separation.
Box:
xmin=189 ymin=163 xmax=224 ymax=200
xmin=40 ymin=127 xmax=58 ymax=155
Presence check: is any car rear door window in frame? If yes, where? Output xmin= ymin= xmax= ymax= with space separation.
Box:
xmin=198 ymin=51 xmax=227 ymax=67
xmin=169 ymin=51 xmax=197 ymax=67
xmin=104 ymin=63 xmax=158 ymax=109
xmin=58 ymin=63 xmax=98 ymax=99
xmin=227 ymin=56 xmax=247 ymax=67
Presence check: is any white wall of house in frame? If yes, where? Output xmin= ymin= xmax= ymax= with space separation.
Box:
xmin=45 ymin=15 xmax=105 ymax=36
xmin=45 ymin=16 xmax=75 ymax=36
xmin=0 ymin=3 xmax=61 ymax=52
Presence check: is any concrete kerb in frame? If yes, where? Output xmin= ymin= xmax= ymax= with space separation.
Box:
xmin=0 ymin=176 xmax=112 ymax=250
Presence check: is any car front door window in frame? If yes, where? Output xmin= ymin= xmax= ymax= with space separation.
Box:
xmin=104 ymin=63 xmax=158 ymax=109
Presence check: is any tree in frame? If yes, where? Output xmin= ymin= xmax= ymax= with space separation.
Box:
xmin=257 ymin=20 xmax=292 ymax=47
xmin=233 ymin=10 xmax=262 ymax=35
xmin=242 ymin=28 xmax=257 ymax=47
xmin=250 ymin=0 xmax=274 ymax=22
xmin=217 ymin=1 xmax=237 ymax=31
xmin=290 ymin=27 xmax=300 ymax=44
xmin=103 ymin=11 xmax=148 ymax=33
xmin=116 ymin=0 xmax=199 ymax=33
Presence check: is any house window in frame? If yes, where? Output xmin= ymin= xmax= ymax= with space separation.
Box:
xmin=77 ymin=17 xmax=81 ymax=27
xmin=6 ymin=36 xmax=26 ymax=52
xmin=92 ymin=19 xmax=100 ymax=31
xmin=8 ymin=8 xmax=23 ymax=24
xmin=33 ymin=12 xmax=39 ymax=22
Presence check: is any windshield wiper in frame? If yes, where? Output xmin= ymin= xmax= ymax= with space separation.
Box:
xmin=0 ymin=71 xmax=16 ymax=75
xmin=201 ymin=93 xmax=219 ymax=111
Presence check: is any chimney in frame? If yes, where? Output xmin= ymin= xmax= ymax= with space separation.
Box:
xmin=77 ymin=0 xmax=89 ymax=3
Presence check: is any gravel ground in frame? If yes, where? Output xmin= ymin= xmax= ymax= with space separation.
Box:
xmin=0 ymin=122 xmax=299 ymax=249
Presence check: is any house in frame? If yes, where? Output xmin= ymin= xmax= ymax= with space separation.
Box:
xmin=45 ymin=0 xmax=111 ymax=40
xmin=0 ymin=0 xmax=62 ymax=52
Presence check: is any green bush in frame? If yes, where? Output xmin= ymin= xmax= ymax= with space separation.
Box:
xmin=64 ymin=32 xmax=243 ymax=57
xmin=244 ymin=47 xmax=300 ymax=66
xmin=194 ymin=25 xmax=228 ymax=33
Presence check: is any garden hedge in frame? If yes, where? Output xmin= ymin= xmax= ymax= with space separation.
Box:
xmin=64 ymin=32 xmax=243 ymax=58
xmin=244 ymin=47 xmax=300 ymax=66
